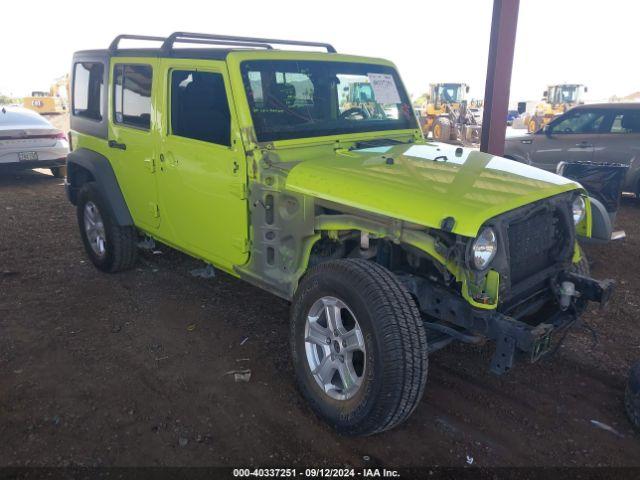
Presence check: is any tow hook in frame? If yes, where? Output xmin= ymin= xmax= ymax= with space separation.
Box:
xmin=559 ymin=281 xmax=578 ymax=310
xmin=562 ymin=273 xmax=615 ymax=307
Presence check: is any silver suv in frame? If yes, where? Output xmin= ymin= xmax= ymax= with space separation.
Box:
xmin=505 ymin=103 xmax=640 ymax=197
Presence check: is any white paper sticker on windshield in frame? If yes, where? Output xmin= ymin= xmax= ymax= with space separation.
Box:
xmin=367 ymin=73 xmax=401 ymax=104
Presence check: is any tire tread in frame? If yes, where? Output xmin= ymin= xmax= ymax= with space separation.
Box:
xmin=293 ymin=258 xmax=428 ymax=436
xmin=626 ymin=362 xmax=640 ymax=431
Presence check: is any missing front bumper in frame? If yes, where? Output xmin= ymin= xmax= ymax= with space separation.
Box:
xmin=402 ymin=272 xmax=615 ymax=375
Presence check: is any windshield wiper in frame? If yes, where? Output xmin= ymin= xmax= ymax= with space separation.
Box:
xmin=350 ymin=138 xmax=414 ymax=150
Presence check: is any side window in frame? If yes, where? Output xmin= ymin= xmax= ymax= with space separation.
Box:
xmin=610 ymin=111 xmax=640 ymax=134
xmin=246 ymin=71 xmax=264 ymax=107
xmin=113 ymin=64 xmax=152 ymax=129
xmin=73 ymin=62 xmax=104 ymax=120
xmin=170 ymin=70 xmax=231 ymax=146
xmin=551 ymin=110 xmax=605 ymax=134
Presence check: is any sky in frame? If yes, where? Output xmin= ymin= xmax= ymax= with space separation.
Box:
xmin=1 ymin=0 xmax=637 ymax=105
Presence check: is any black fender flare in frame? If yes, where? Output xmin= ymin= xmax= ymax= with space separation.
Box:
xmin=66 ymin=148 xmax=134 ymax=226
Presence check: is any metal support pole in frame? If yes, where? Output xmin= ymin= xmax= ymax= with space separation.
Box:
xmin=480 ymin=0 xmax=520 ymax=156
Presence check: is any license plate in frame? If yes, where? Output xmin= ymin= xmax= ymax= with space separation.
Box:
xmin=18 ymin=151 xmax=38 ymax=161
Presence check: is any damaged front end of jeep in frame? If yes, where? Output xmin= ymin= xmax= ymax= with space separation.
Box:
xmin=236 ymin=141 xmax=614 ymax=375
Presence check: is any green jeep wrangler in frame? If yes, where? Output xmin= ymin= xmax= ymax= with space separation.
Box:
xmin=66 ymin=32 xmax=614 ymax=436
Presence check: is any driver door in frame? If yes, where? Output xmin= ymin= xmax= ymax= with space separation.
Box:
xmin=531 ymin=109 xmax=607 ymax=172
xmin=156 ymin=60 xmax=249 ymax=271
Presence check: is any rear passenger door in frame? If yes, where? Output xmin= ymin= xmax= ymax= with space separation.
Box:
xmin=108 ymin=59 xmax=160 ymax=231
xmin=595 ymin=108 xmax=640 ymax=192
xmin=157 ymin=60 xmax=248 ymax=271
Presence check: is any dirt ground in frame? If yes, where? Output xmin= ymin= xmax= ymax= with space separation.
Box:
xmin=1 ymin=164 xmax=639 ymax=467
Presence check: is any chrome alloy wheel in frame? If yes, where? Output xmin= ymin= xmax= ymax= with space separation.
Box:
xmin=304 ymin=296 xmax=366 ymax=400
xmin=83 ymin=201 xmax=106 ymax=257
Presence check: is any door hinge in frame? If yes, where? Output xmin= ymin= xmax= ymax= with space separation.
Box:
xmin=149 ymin=202 xmax=160 ymax=218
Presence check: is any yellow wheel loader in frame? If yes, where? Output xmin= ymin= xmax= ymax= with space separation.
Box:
xmin=525 ymin=84 xmax=587 ymax=133
xmin=417 ymin=83 xmax=481 ymax=145
xmin=23 ymin=75 xmax=70 ymax=115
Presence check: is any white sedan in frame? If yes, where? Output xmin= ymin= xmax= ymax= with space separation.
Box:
xmin=0 ymin=106 xmax=69 ymax=177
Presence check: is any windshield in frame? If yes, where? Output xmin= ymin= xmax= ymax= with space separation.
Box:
xmin=434 ymin=84 xmax=462 ymax=103
xmin=551 ymin=86 xmax=578 ymax=104
xmin=240 ymin=60 xmax=416 ymax=142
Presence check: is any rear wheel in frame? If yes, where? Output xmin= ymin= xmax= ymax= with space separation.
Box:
xmin=291 ymin=259 xmax=428 ymax=436
xmin=77 ymin=182 xmax=138 ymax=272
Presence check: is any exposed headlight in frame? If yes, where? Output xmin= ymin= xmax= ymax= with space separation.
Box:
xmin=572 ymin=196 xmax=586 ymax=225
xmin=471 ymin=227 xmax=498 ymax=270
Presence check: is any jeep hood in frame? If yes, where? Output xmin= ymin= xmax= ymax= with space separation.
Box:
xmin=285 ymin=142 xmax=581 ymax=238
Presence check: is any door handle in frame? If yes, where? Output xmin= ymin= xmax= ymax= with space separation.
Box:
xmin=108 ymin=140 xmax=127 ymax=150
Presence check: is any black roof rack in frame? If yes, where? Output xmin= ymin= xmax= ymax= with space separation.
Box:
xmin=161 ymin=31 xmax=337 ymax=53
xmin=169 ymin=38 xmax=273 ymax=50
xmin=109 ymin=34 xmax=166 ymax=52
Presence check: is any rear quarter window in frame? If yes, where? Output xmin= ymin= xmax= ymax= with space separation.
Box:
xmin=610 ymin=110 xmax=640 ymax=134
xmin=73 ymin=62 xmax=104 ymax=121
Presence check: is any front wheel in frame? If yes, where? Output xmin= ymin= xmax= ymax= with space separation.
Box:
xmin=432 ymin=118 xmax=451 ymax=142
xmin=626 ymin=361 xmax=640 ymax=431
xmin=571 ymin=252 xmax=590 ymax=315
xmin=291 ymin=259 xmax=428 ymax=436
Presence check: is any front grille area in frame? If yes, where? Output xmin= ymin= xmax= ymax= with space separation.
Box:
xmin=507 ymin=208 xmax=564 ymax=285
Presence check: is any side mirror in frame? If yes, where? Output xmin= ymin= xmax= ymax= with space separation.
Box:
xmin=465 ymin=86 xmax=470 ymax=93
xmin=584 ymin=86 xmax=589 ymax=93
xmin=543 ymin=124 xmax=553 ymax=136
xmin=543 ymin=90 xmax=548 ymax=97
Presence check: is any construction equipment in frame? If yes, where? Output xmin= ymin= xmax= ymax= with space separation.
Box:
xmin=341 ymin=82 xmax=389 ymax=119
xmin=416 ymin=83 xmax=482 ymax=145
xmin=22 ymin=75 xmax=70 ymax=115
xmin=524 ymin=84 xmax=587 ymax=133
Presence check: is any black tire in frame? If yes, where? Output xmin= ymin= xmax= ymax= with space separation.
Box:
xmin=432 ymin=117 xmax=451 ymax=142
xmin=572 ymin=252 xmax=590 ymax=276
xmin=528 ymin=117 xmax=540 ymax=134
xmin=76 ymin=182 xmax=138 ymax=273
xmin=50 ymin=166 xmax=66 ymax=178
xmin=625 ymin=361 xmax=640 ymax=431
xmin=571 ymin=252 xmax=590 ymax=315
xmin=291 ymin=259 xmax=428 ymax=436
